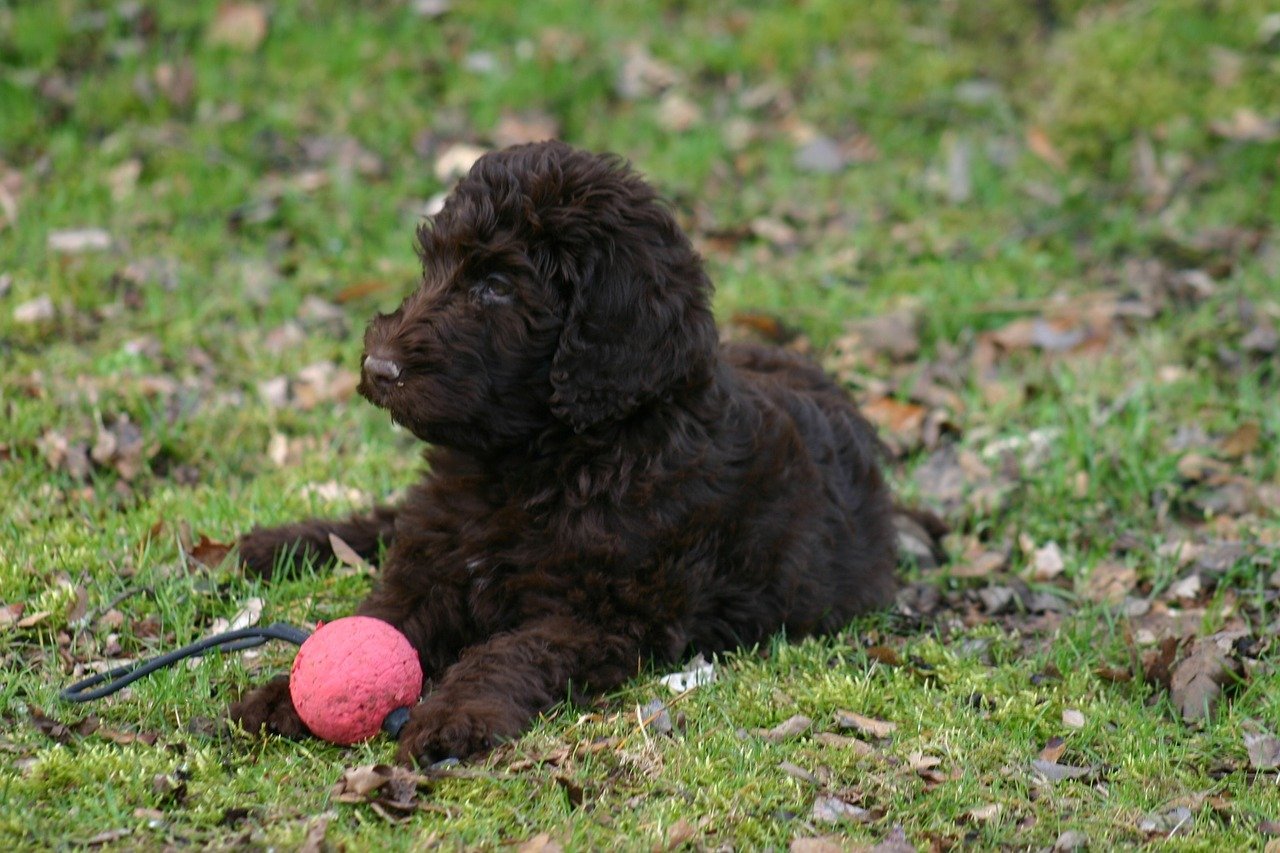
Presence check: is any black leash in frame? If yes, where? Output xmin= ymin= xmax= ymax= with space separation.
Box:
xmin=60 ymin=622 xmax=311 ymax=702
xmin=59 ymin=621 xmax=411 ymax=738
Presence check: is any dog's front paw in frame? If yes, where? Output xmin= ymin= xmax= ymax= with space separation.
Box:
xmin=226 ymin=674 xmax=311 ymax=739
xmin=395 ymin=697 xmax=526 ymax=766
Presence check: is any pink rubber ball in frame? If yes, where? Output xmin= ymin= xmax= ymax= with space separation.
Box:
xmin=289 ymin=616 xmax=422 ymax=745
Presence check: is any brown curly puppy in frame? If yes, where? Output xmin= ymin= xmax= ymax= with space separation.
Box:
xmin=230 ymin=141 xmax=898 ymax=765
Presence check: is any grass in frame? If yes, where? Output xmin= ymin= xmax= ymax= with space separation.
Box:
xmin=2 ymin=0 xmax=1278 ymax=848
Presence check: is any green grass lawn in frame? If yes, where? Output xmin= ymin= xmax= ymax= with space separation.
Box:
xmin=2 ymin=0 xmax=1278 ymax=848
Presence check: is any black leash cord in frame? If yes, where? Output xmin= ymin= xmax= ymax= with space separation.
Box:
xmin=60 ymin=622 xmax=312 ymax=703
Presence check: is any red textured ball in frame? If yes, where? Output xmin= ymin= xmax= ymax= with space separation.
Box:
xmin=289 ymin=616 xmax=422 ymax=745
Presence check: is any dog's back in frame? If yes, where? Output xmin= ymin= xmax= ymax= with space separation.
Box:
xmin=675 ymin=342 xmax=898 ymax=651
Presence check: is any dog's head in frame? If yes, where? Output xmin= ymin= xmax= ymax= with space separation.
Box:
xmin=359 ymin=141 xmax=718 ymax=453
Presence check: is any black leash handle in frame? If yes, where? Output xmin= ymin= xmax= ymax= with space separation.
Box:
xmin=60 ymin=622 xmax=312 ymax=703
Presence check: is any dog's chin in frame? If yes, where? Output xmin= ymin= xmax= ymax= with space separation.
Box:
xmin=358 ymin=381 xmax=413 ymax=428
xmin=358 ymin=380 xmax=544 ymax=454
xmin=359 ymin=391 xmax=476 ymax=449
xmin=356 ymin=378 xmax=383 ymax=407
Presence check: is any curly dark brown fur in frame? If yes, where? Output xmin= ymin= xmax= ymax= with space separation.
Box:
xmin=228 ymin=141 xmax=898 ymax=765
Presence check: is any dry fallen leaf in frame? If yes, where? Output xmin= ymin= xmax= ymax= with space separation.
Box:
xmin=257 ymin=376 xmax=290 ymax=408
xmin=1082 ymin=561 xmax=1137 ymax=605
xmin=154 ymin=60 xmax=197 ymax=108
xmin=1176 ymin=453 xmax=1231 ymax=482
xmin=267 ymin=432 xmax=291 ymax=467
xmin=293 ymin=361 xmax=359 ymax=410
xmin=864 ymin=645 xmax=902 ymax=667
xmin=778 ymin=760 xmax=821 ymax=786
xmin=1039 ymin=736 xmax=1067 ymax=763
xmin=188 ymin=535 xmax=235 ymax=569
xmin=615 ymin=45 xmax=680 ymax=100
xmin=13 ymin=296 xmax=55 ymax=324
xmin=1241 ymin=319 xmax=1279 ymax=355
xmin=659 ymin=818 xmax=697 ymax=850
xmin=83 ymin=829 xmax=132 ymax=846
xmin=491 ymin=111 xmax=560 ymax=148
xmin=905 ymin=751 xmax=944 ymax=785
xmin=335 ymin=279 xmax=392 ymax=303
xmin=517 ymin=832 xmax=564 ymax=853
xmin=0 ymin=602 xmax=25 ymax=629
xmin=1031 ymin=759 xmax=1095 ymax=783
xmin=332 ymin=763 xmax=428 ymax=805
xmin=435 ymin=143 xmax=488 ymax=182
xmin=329 ymin=533 xmax=374 ymax=575
xmin=749 ymin=216 xmax=799 ymax=248
xmin=95 ymin=726 xmax=159 ymax=747
xmin=30 ymin=708 xmax=74 ymax=742
xmin=656 ymin=91 xmax=702 ymax=132
xmin=729 ymin=312 xmax=797 ymax=344
xmin=298 ymin=481 xmax=367 ymax=505
xmin=862 ymin=398 xmax=927 ymax=444
xmin=941 ymin=132 xmax=973 ymax=204
xmin=1169 ymin=638 xmax=1242 ymax=722
xmin=893 ymin=512 xmax=946 ymax=570
xmin=298 ymin=813 xmax=333 ymax=853
xmin=790 ymin=836 xmax=852 ymax=853
xmin=206 ymin=597 xmax=264 ymax=635
xmin=1053 ymin=830 xmax=1090 ymax=851
xmin=1209 ymin=108 xmax=1279 ymax=142
xmin=207 ymin=3 xmax=269 ymax=51
xmin=1030 ymin=541 xmax=1066 ymax=581
xmin=832 ymin=310 xmax=921 ymax=365
xmin=628 ymin=705 xmax=667 ymax=743
xmin=1027 ymin=126 xmax=1065 ymax=170
xmin=965 ymin=803 xmax=1002 ymax=823
xmin=16 ymin=610 xmax=52 ymax=629
xmin=1219 ymin=422 xmax=1261 ymax=458
xmin=811 ymin=794 xmax=871 ymax=824
xmin=812 ymin=732 xmax=875 ymax=756
xmin=1243 ymin=730 xmax=1280 ymax=770
xmin=1138 ymin=805 xmax=1194 ymax=836
xmin=950 ymin=548 xmax=1009 ymax=579
xmin=834 ymin=710 xmax=897 ymax=738
xmin=296 ymin=295 xmax=346 ymax=327
xmin=107 ymin=159 xmax=141 ymax=201
xmin=1166 ymin=573 xmax=1202 ymax=602
xmin=1141 ymin=636 xmax=1180 ymax=688
xmin=871 ymin=825 xmax=916 ymax=853
xmin=794 ymin=135 xmax=845 ymax=174
xmin=92 ymin=416 xmax=149 ymax=481
xmin=48 ymin=228 xmax=111 ymax=253
xmin=757 ymin=714 xmax=812 ymax=742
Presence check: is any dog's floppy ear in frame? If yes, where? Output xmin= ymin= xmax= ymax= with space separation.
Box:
xmin=546 ymin=204 xmax=717 ymax=433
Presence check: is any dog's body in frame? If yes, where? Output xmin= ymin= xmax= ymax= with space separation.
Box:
xmin=231 ymin=142 xmax=897 ymax=764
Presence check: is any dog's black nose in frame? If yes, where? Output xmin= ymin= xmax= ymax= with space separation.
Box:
xmin=363 ymin=356 xmax=401 ymax=384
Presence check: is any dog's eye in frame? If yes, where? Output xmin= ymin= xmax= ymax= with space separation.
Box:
xmin=476 ymin=274 xmax=516 ymax=304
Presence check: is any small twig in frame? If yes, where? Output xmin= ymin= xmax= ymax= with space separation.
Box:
xmin=75 ymin=585 xmax=153 ymax=636
xmin=613 ymin=685 xmax=700 ymax=753
xmin=635 ymin=703 xmax=653 ymax=749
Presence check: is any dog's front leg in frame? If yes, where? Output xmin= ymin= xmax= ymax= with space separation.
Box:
xmin=395 ymin=614 xmax=640 ymax=765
